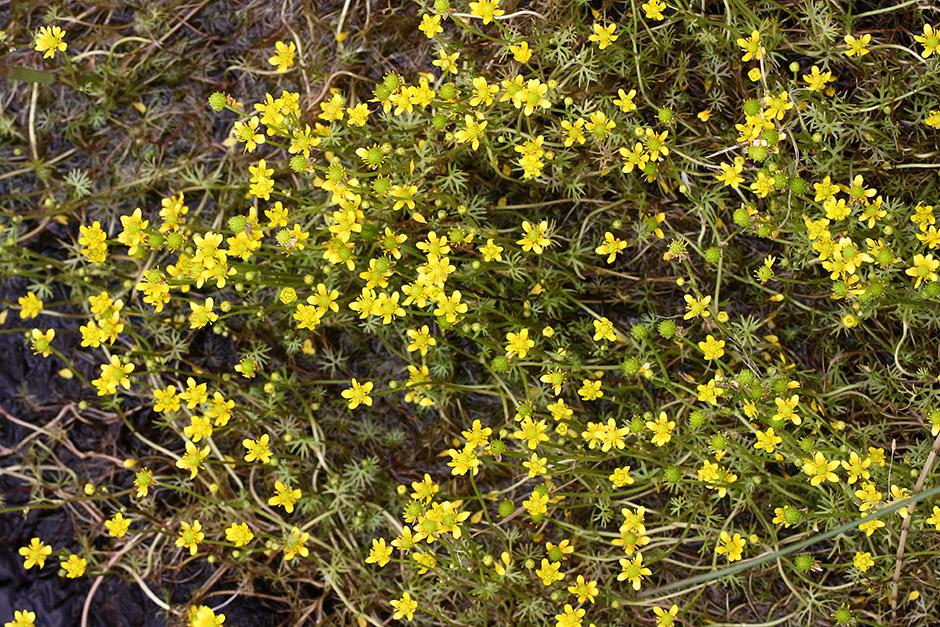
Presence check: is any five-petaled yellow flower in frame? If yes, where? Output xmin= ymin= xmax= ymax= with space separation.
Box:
xmin=226 ymin=522 xmax=255 ymax=547
xmin=366 ymin=537 xmax=393 ymax=567
xmin=176 ymin=520 xmax=205 ymax=555
xmin=802 ymin=451 xmax=840 ymax=486
xmin=588 ymin=23 xmax=619 ymax=50
xmin=5 ymin=609 xmax=37 ymax=627
xmin=61 ymin=554 xmax=87 ymax=578
xmin=19 ymin=538 xmax=52 ymax=570
xmin=341 ymin=378 xmax=374 ymax=409
xmin=844 ymin=33 xmax=872 ymax=57
xmin=268 ymin=40 xmax=296 ymax=72
xmin=391 ymin=591 xmax=418 ymax=621
xmin=268 ymin=480 xmax=301 ymax=513
xmin=34 ymin=25 xmax=67 ymax=59
xmin=715 ymin=531 xmax=746 ymax=562
xmin=914 ymin=24 xmax=939 ymax=58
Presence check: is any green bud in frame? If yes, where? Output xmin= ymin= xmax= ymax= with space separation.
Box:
xmin=794 ymin=554 xmax=816 ymax=572
xmin=228 ymin=215 xmax=248 ymax=232
xmin=622 ymin=357 xmax=640 ymax=376
xmin=658 ymin=319 xmax=677 ymax=338
xmin=788 ymin=176 xmax=807 ymax=194
xmin=748 ymin=144 xmax=768 ymax=162
xmin=743 ymin=99 xmax=761 ymax=116
xmin=438 ymin=83 xmax=456 ymax=100
xmin=208 ymin=92 xmax=227 ymax=111
xmin=289 ymin=155 xmax=307 ymax=172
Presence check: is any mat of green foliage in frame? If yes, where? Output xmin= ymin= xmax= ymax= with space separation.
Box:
xmin=3 ymin=1 xmax=940 ymax=626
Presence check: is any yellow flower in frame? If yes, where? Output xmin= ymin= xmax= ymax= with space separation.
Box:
xmin=567 ymin=574 xmax=599 ymax=603
xmin=469 ymin=0 xmax=504 ymax=24
xmin=841 ymin=451 xmax=872 ymax=484
xmin=513 ymin=417 xmax=550 ymax=449
xmin=609 ymin=466 xmax=635 ymax=487
xmin=225 ymin=522 xmax=254 ymax=547
xmin=34 ymin=25 xmax=67 ymax=59
xmin=753 ymin=427 xmax=781 ymax=454
xmin=535 ymin=558 xmax=565 ymax=585
xmin=134 ymin=468 xmax=154 ymax=498
xmin=283 ymin=527 xmax=309 ymax=560
xmin=232 ymin=116 xmax=265 ymax=153
xmin=18 ymin=292 xmax=44 ymax=320
xmin=683 ymin=294 xmax=712 ymax=320
xmin=858 ymin=514 xmax=885 ymax=536
xmin=588 ymin=23 xmax=619 ymax=50
xmin=176 ymin=520 xmax=205 ymax=555
xmin=613 ymin=88 xmax=638 ymax=112
xmin=18 ymin=538 xmax=52 ymax=569
xmin=844 ymin=33 xmax=871 ymax=57
xmin=926 ymin=109 xmax=940 ymax=129
xmin=29 ymin=328 xmax=54 ymax=357
xmin=585 ymin=111 xmax=615 ymax=139
xmin=617 ymin=553 xmax=651 ymax=590
xmin=736 ymin=30 xmax=765 ymax=62
xmin=79 ymin=220 xmax=109 ymax=262
xmin=772 ymin=394 xmax=801 ymax=425
xmin=578 ymin=379 xmax=604 ymax=401
xmin=653 ymin=604 xmax=679 ymax=627
xmin=646 ymin=412 xmax=675 ymax=447
xmin=509 ymin=41 xmax=532 ymax=63
xmin=105 ymin=512 xmax=130 ymax=538
xmin=454 ymin=114 xmax=487 ymax=150
xmin=447 ymin=444 xmax=480 ymax=475
xmin=715 ymin=531 xmax=746 ymax=562
xmin=61 ymin=554 xmax=87 ymax=578
xmin=595 ymin=231 xmax=627 ymax=263
xmin=593 ymin=317 xmax=617 ymax=342
xmin=344 ymin=102 xmax=369 ymax=127
xmin=523 ymin=453 xmax=548 ymax=477
xmin=188 ymin=297 xmax=218 ymax=329
xmin=268 ymin=40 xmax=295 ymax=72
xmin=390 ymin=591 xmax=418 ymax=621
xmin=925 ymin=505 xmax=940 ymax=530
xmin=906 ymin=253 xmax=940 ymax=288
xmin=641 ymin=0 xmax=666 ymax=20
xmin=243 ymin=433 xmax=272 ymax=463
xmin=802 ymin=451 xmax=840 ymax=486
xmin=555 ymin=604 xmax=585 ymax=627
xmin=418 ymin=14 xmax=443 ymax=39
xmin=341 ymin=378 xmax=374 ymax=409
xmin=268 ymin=481 xmax=301 ymax=513
xmin=853 ymin=551 xmax=875 ymax=572
xmin=914 ymin=24 xmax=939 ymax=58
xmin=517 ymin=220 xmax=551 ymax=253
xmin=716 ymin=158 xmax=744 ymax=188
xmin=803 ymin=65 xmax=834 ymax=92
xmin=505 ymin=328 xmax=535 ymax=358
xmin=432 ymin=49 xmax=460 ymax=74
xmin=698 ymin=334 xmax=726 ymax=360
xmin=5 ymin=610 xmax=36 ymax=627
xmin=366 ymin=537 xmax=393 ymax=567
xmin=176 ymin=440 xmax=209 ymax=479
